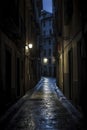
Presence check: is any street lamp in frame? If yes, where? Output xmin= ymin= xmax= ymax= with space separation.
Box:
xmin=25 ymin=45 xmax=29 ymax=54
xmin=43 ymin=57 xmax=48 ymax=64
xmin=25 ymin=43 xmax=33 ymax=55
xmin=28 ymin=43 xmax=33 ymax=49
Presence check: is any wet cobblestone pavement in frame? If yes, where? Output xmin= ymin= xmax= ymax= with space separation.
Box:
xmin=0 ymin=77 xmax=82 ymax=130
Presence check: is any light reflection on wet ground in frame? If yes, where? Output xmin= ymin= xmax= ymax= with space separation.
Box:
xmin=5 ymin=77 xmax=81 ymax=130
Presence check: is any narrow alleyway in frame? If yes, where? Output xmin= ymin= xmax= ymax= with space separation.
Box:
xmin=0 ymin=77 xmax=82 ymax=130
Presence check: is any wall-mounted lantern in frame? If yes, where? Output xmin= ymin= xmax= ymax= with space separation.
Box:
xmin=43 ymin=57 xmax=48 ymax=64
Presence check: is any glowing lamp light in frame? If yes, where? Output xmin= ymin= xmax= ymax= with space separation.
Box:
xmin=25 ymin=45 xmax=29 ymax=53
xmin=28 ymin=43 xmax=33 ymax=49
xmin=43 ymin=58 xmax=48 ymax=64
xmin=25 ymin=45 xmax=28 ymax=50
xmin=52 ymin=57 xmax=55 ymax=63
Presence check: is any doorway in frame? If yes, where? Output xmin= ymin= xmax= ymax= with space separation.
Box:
xmin=68 ymin=49 xmax=73 ymax=100
xmin=5 ymin=48 xmax=12 ymax=102
xmin=16 ymin=57 xmax=20 ymax=97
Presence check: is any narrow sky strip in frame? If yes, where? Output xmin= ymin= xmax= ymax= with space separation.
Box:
xmin=43 ymin=0 xmax=52 ymax=13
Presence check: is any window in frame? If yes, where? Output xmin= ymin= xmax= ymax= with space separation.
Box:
xmin=49 ymin=39 xmax=51 ymax=45
xmin=49 ymin=29 xmax=52 ymax=35
xmin=49 ymin=49 xmax=51 ymax=56
xmin=44 ymin=49 xmax=46 ymax=56
xmin=49 ymin=20 xmax=51 ymax=26
xmin=43 ymin=21 xmax=45 ymax=27
xmin=43 ymin=31 xmax=46 ymax=36
xmin=49 ymin=58 xmax=51 ymax=64
xmin=43 ymin=66 xmax=47 ymax=76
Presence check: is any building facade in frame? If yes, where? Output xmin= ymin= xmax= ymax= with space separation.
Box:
xmin=53 ymin=0 xmax=87 ymax=116
xmin=40 ymin=10 xmax=56 ymax=77
xmin=33 ymin=0 xmax=43 ymax=79
xmin=0 ymin=0 xmax=26 ymax=113
xmin=0 ymin=0 xmax=39 ymax=115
